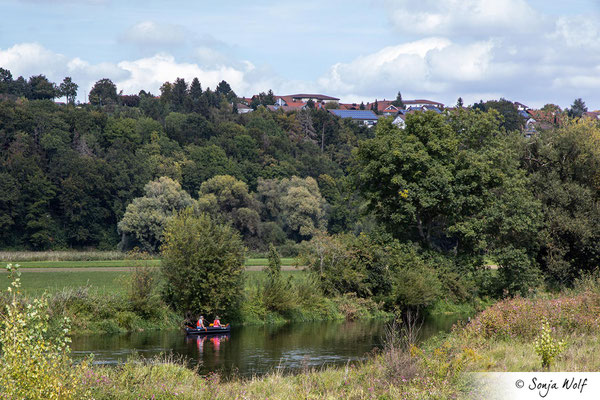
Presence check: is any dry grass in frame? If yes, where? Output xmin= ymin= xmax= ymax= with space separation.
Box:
xmin=86 ymin=352 xmax=467 ymax=400
xmin=0 ymin=250 xmax=129 ymax=262
xmin=454 ymin=333 xmax=600 ymax=372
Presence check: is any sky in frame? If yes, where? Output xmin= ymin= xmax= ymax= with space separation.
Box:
xmin=1 ymin=0 xmax=600 ymax=109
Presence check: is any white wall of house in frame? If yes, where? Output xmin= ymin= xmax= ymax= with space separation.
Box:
xmin=392 ymin=116 xmax=406 ymax=128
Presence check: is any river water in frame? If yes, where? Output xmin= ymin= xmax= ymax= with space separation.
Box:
xmin=70 ymin=314 xmax=465 ymax=377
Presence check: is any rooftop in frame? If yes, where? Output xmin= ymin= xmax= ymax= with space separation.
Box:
xmin=328 ymin=109 xmax=378 ymax=120
xmin=288 ymin=94 xmax=340 ymax=101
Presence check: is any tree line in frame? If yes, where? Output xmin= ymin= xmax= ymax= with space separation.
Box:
xmin=0 ymin=69 xmax=369 ymax=253
xmin=2 ymin=68 xmax=600 ymax=309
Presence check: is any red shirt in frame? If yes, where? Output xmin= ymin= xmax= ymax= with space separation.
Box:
xmin=213 ymin=319 xmax=221 ymax=327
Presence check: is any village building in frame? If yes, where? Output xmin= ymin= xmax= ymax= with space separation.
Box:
xmin=287 ymin=94 xmax=340 ymax=104
xmin=236 ymin=103 xmax=253 ymax=114
xmin=328 ymin=109 xmax=379 ymax=127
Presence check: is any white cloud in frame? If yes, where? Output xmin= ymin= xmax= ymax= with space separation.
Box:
xmin=121 ymin=21 xmax=187 ymax=47
xmin=318 ymin=38 xmax=496 ymax=99
xmin=0 ymin=43 xmax=66 ymax=77
xmin=116 ymin=53 xmax=248 ymax=94
xmin=551 ymin=15 xmax=600 ymax=49
xmin=385 ymin=0 xmax=543 ymax=37
xmin=318 ymin=38 xmax=451 ymax=94
xmin=313 ymin=2 xmax=600 ymax=108
xmin=0 ymin=42 xmax=289 ymax=99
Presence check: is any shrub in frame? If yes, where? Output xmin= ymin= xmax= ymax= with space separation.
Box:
xmin=0 ymin=264 xmax=90 ymax=399
xmin=263 ymin=244 xmax=295 ymax=313
xmin=534 ymin=319 xmax=566 ymax=370
xmin=126 ymin=250 xmax=162 ymax=318
xmin=161 ymin=210 xmax=245 ymax=319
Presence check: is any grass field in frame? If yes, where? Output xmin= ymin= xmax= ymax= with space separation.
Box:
xmin=10 ymin=270 xmax=132 ymax=296
xmin=4 ymin=268 xmax=307 ymax=297
xmin=6 ymin=257 xmax=297 ymax=269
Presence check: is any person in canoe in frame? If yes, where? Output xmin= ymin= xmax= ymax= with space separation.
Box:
xmin=213 ymin=316 xmax=221 ymax=327
xmin=196 ymin=316 xmax=207 ymax=331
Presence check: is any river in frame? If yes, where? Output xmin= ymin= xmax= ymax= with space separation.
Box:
xmin=70 ymin=314 xmax=465 ymax=378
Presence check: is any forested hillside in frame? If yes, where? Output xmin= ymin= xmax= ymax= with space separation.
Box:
xmin=0 ymin=75 xmax=370 ymax=252
xmin=2 ymin=71 xmax=600 ymax=297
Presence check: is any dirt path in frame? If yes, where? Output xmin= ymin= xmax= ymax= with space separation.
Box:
xmin=0 ymin=265 xmax=305 ymax=273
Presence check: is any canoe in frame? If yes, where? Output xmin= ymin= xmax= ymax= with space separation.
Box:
xmin=185 ymin=325 xmax=230 ymax=335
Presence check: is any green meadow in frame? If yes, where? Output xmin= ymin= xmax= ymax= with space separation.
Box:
xmin=7 ymin=268 xmax=305 ymax=297
xmin=7 ymin=257 xmax=296 ymax=269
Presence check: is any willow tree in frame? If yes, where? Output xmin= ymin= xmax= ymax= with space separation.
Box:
xmin=118 ymin=176 xmax=196 ymax=252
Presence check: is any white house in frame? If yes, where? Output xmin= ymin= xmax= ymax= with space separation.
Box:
xmin=392 ymin=114 xmax=406 ymax=129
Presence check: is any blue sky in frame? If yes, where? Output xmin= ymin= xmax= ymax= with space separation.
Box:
xmin=2 ymin=0 xmax=600 ymax=109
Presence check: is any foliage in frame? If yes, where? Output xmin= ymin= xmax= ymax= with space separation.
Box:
xmin=58 ymin=77 xmax=78 ymax=104
xmin=354 ymin=111 xmax=542 ymax=295
xmin=567 ymin=98 xmax=587 ymax=118
xmin=463 ymin=288 xmax=600 ymax=341
xmin=302 ymin=232 xmax=447 ymax=310
xmin=28 ymin=74 xmax=57 ymax=100
xmin=118 ymin=176 xmax=197 ymax=252
xmin=262 ymin=243 xmax=294 ymax=313
xmin=257 ymin=176 xmax=326 ymax=240
xmin=160 ymin=211 xmax=245 ymax=318
xmin=126 ymin=250 xmax=162 ymax=318
xmin=480 ymin=98 xmax=524 ymax=131
xmin=89 ymin=78 xmax=118 ymax=106
xmin=197 ymin=175 xmax=260 ymax=239
xmin=534 ymin=319 xmax=566 ymax=369
xmin=520 ymin=121 xmax=600 ymax=286
xmin=0 ymin=264 xmax=91 ymax=399
xmin=392 ymin=91 xmax=405 ymax=109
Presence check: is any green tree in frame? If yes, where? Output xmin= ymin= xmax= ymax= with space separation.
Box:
xmin=58 ymin=77 xmax=78 ymax=104
xmin=257 ymin=176 xmax=326 ymax=240
xmin=188 ymin=77 xmax=203 ymax=113
xmin=354 ymin=111 xmax=542 ymax=294
xmin=521 ymin=120 xmax=600 ymax=287
xmin=171 ymin=77 xmax=188 ymax=112
xmin=159 ymin=81 xmax=173 ymax=104
xmin=181 ymin=144 xmax=240 ymax=194
xmin=0 ymin=67 xmax=13 ymax=94
xmin=118 ymin=176 xmax=197 ymax=252
xmin=12 ymin=76 xmax=31 ymax=98
xmin=89 ymin=78 xmax=118 ymax=106
xmin=216 ymin=80 xmax=236 ymax=102
xmin=568 ymin=98 xmax=587 ymax=118
xmin=541 ymin=104 xmax=561 ymax=114
xmin=483 ymin=98 xmax=524 ymax=132
xmin=197 ymin=175 xmax=261 ymax=239
xmin=392 ymin=91 xmax=404 ymax=109
xmin=28 ymin=74 xmax=56 ymax=100
xmin=161 ymin=211 xmax=245 ymax=318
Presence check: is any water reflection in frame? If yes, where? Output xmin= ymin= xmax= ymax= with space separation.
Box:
xmin=70 ymin=315 xmax=466 ymax=377
xmin=185 ymin=333 xmax=230 ymax=355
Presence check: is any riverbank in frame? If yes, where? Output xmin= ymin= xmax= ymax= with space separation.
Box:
xmin=81 ymin=274 xmax=600 ymax=399
xmin=84 ymin=345 xmax=472 ymax=399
